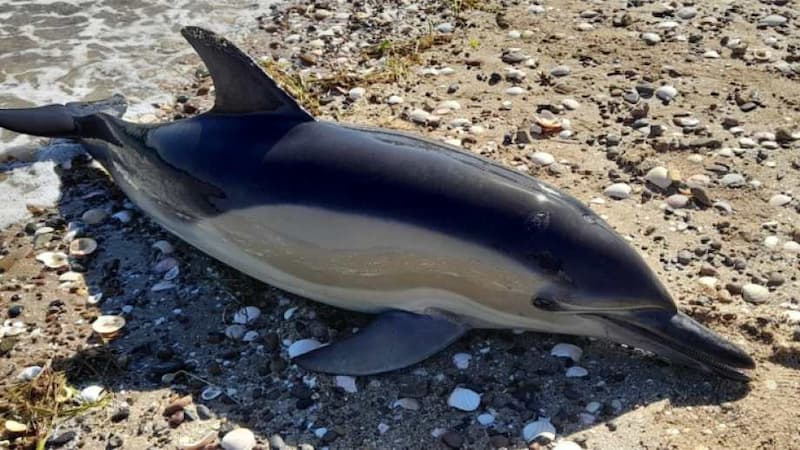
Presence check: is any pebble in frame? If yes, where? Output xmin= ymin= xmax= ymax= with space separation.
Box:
xmin=447 ymin=387 xmax=481 ymax=411
xmin=530 ymin=152 xmax=555 ymax=166
xmin=335 ymin=375 xmax=358 ymax=393
xmin=644 ymin=166 xmax=672 ymax=189
xmin=477 ymin=413 xmax=495 ymax=426
xmin=666 ymin=194 xmax=690 ymax=209
xmin=742 ymin=284 xmax=769 ymax=304
xmin=604 ymin=183 xmax=632 ymax=199
xmin=18 ymin=365 xmax=42 ymax=381
xmin=392 ymin=398 xmax=420 ymax=410
xmin=437 ymin=22 xmax=454 ymax=33
xmin=441 ymin=430 xmax=464 ymax=449
xmin=677 ymin=7 xmax=697 ymax=20
xmin=550 ymin=65 xmax=571 ymax=77
xmin=387 ymin=95 xmax=404 ymax=105
xmin=655 ymin=85 xmax=678 ymax=102
xmin=81 ymin=208 xmax=108 ymax=225
xmin=221 ymin=428 xmax=256 ymax=450
xmin=768 ymin=194 xmax=792 ymax=207
xmin=232 ymin=306 xmax=261 ymax=325
xmin=641 ymin=32 xmax=662 ymax=45
xmin=224 ymin=325 xmax=246 ymax=340
xmin=784 ymin=241 xmax=800 ymax=254
xmin=566 ymin=366 xmax=588 ymax=378
xmin=553 ymin=441 xmax=583 ymax=450
xmin=760 ymin=14 xmax=788 ymax=27
xmin=79 ymin=385 xmax=106 ymax=403
xmin=505 ymin=86 xmax=525 ymax=96
xmin=348 ymin=87 xmax=365 ymax=101
xmin=721 ymin=173 xmax=746 ymax=187
xmin=561 ymin=98 xmax=580 ymax=110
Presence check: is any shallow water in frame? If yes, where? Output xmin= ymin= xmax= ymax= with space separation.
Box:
xmin=0 ymin=0 xmax=276 ymax=227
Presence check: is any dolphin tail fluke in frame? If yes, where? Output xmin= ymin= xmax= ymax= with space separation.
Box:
xmin=0 ymin=94 xmax=127 ymax=139
xmin=293 ymin=311 xmax=468 ymax=375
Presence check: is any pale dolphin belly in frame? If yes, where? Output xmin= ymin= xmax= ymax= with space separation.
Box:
xmin=148 ymin=204 xmax=594 ymax=334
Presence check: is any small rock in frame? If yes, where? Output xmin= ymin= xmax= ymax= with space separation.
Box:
xmin=81 ymin=208 xmax=107 ymax=225
xmin=604 ymin=183 xmax=632 ymax=199
xmin=666 ymin=194 xmax=690 ymax=209
xmin=566 ymin=366 xmax=588 ymax=378
xmin=551 ymin=343 xmax=583 ymax=362
xmin=655 ymin=85 xmax=678 ymax=102
xmin=768 ymin=194 xmax=792 ymax=207
xmin=742 ymin=284 xmax=769 ymax=304
xmin=348 ymin=87 xmax=365 ymax=101
xmin=644 ymin=166 xmax=672 ymax=189
xmin=550 ymin=65 xmax=571 ymax=77
xmin=441 ymin=430 xmax=464 ymax=449
xmin=530 ymin=152 xmax=555 ymax=166
xmin=641 ymin=32 xmax=662 ymax=45
xmin=523 ymin=418 xmax=556 ymax=442
xmin=448 ymin=387 xmax=481 ymax=411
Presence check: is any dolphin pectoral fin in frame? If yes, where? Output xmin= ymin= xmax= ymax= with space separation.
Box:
xmin=180 ymin=26 xmax=314 ymax=120
xmin=293 ymin=311 xmax=468 ymax=375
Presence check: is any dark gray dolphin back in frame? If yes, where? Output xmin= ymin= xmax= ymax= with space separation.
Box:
xmin=180 ymin=26 xmax=313 ymax=120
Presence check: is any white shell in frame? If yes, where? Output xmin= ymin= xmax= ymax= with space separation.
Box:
xmin=288 ymin=339 xmax=323 ymax=358
xmin=111 ymin=210 xmax=133 ymax=223
xmin=453 ymin=353 xmax=472 ymax=369
xmin=224 ymin=325 xmax=247 ymax=340
xmin=644 ymin=166 xmax=672 ymax=189
xmin=604 ymin=183 xmax=632 ymax=199
xmin=447 ymin=387 xmax=481 ymax=411
xmin=523 ymin=417 xmax=556 ymax=442
xmin=163 ymin=265 xmax=180 ymax=281
xmin=220 ymin=428 xmax=256 ymax=450
xmin=334 ymin=375 xmax=358 ymax=393
xmin=92 ymin=315 xmax=126 ymax=338
xmin=152 ymin=240 xmax=174 ymax=255
xmin=36 ymin=251 xmax=69 ymax=269
xmin=69 ymin=237 xmax=98 ymax=257
xmin=553 ymin=440 xmax=583 ymax=450
xmin=566 ymin=366 xmax=588 ymax=378
xmin=18 ymin=365 xmax=42 ymax=381
xmin=201 ymin=385 xmax=223 ymax=401
xmin=79 ymin=385 xmax=106 ymax=403
xmin=392 ymin=398 xmax=420 ymax=410
xmin=233 ymin=306 xmax=261 ymax=325
xmin=550 ymin=343 xmax=583 ymax=362
xmin=87 ymin=293 xmax=104 ymax=305
xmin=153 ymin=257 xmax=179 ymax=273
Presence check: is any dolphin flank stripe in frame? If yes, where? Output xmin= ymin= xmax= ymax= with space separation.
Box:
xmin=0 ymin=26 xmax=754 ymax=379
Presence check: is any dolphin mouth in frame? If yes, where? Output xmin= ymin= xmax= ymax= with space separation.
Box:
xmin=589 ymin=310 xmax=755 ymax=381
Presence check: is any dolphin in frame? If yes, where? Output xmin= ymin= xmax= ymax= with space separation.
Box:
xmin=0 ymin=27 xmax=754 ymax=380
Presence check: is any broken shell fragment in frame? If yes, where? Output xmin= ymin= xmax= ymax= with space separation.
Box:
xmin=4 ymin=419 xmax=28 ymax=434
xmin=288 ymin=338 xmax=323 ymax=358
xmin=152 ymin=240 xmax=174 ymax=255
xmin=91 ymin=315 xmax=126 ymax=340
xmin=550 ymin=343 xmax=583 ymax=362
xmin=523 ymin=417 xmax=556 ymax=442
xmin=79 ymin=385 xmax=106 ymax=403
xmin=447 ymin=387 xmax=481 ymax=411
xmin=69 ymin=237 xmax=98 ymax=257
xmin=153 ymin=257 xmax=179 ymax=273
xmin=35 ymin=251 xmax=69 ymax=269
xmin=233 ymin=306 xmax=261 ymax=325
xmin=201 ymin=385 xmax=223 ymax=401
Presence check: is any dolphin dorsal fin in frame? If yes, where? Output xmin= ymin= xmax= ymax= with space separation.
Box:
xmin=180 ymin=26 xmax=313 ymax=120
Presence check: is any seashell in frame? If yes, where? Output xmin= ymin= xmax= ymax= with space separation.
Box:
xmin=335 ymin=375 xmax=358 ymax=393
xmin=111 ymin=210 xmax=132 ymax=223
xmin=644 ymin=166 xmax=672 ymax=189
xmin=242 ymin=331 xmax=259 ymax=342
xmin=153 ymin=257 xmax=179 ymax=273
xmin=233 ymin=306 xmax=261 ymax=325
xmin=224 ymin=325 xmax=247 ymax=340
xmin=151 ymin=281 xmax=176 ymax=292
xmin=58 ymin=271 xmax=83 ymax=283
xmin=283 ymin=306 xmax=298 ymax=320
xmin=221 ymin=428 xmax=256 ymax=450
xmin=453 ymin=353 xmax=472 ymax=369
xmin=35 ymin=251 xmax=69 ymax=269
xmin=447 ymin=387 xmax=481 ymax=411
xmin=550 ymin=343 xmax=583 ymax=362
xmin=179 ymin=432 xmax=217 ymax=450
xmin=87 ymin=292 xmax=104 ymax=305
xmin=79 ymin=385 xmax=106 ymax=403
xmin=18 ymin=365 xmax=42 ymax=381
xmin=392 ymin=398 xmax=420 ymax=410
xmin=522 ymin=417 xmax=556 ymax=442
xmin=34 ymin=226 xmax=54 ymax=236
xmin=152 ymin=240 xmax=174 ymax=255
xmin=565 ymin=366 xmax=588 ymax=377
xmin=4 ymin=419 xmax=28 ymax=434
xmin=288 ymin=338 xmax=323 ymax=358
xmin=81 ymin=208 xmax=108 ymax=225
xmin=163 ymin=265 xmax=180 ymax=281
xmin=200 ymin=385 xmax=223 ymax=401
xmin=92 ymin=315 xmax=126 ymax=340
xmin=69 ymin=237 xmax=97 ymax=257
xmin=553 ymin=440 xmax=583 ymax=450
xmin=477 ymin=413 xmax=495 ymax=426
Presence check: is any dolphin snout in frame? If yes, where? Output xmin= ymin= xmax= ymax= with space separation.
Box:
xmin=596 ymin=309 xmax=755 ymax=381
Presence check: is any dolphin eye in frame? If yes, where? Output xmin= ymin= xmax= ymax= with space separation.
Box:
xmin=531 ymin=295 xmax=562 ymax=311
